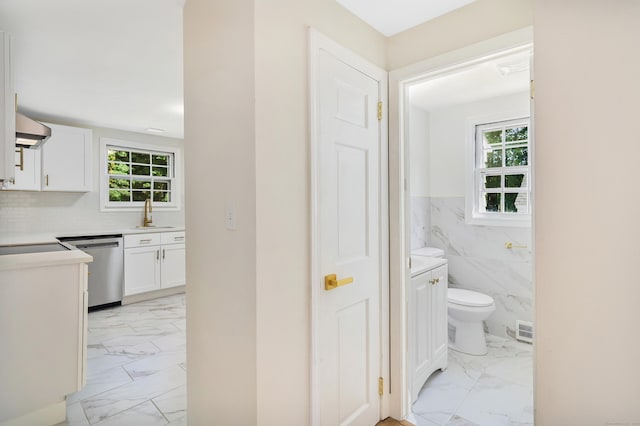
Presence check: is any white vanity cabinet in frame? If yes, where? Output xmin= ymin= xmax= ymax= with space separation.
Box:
xmin=124 ymin=231 xmax=185 ymax=297
xmin=409 ymin=260 xmax=448 ymax=402
xmin=41 ymin=123 xmax=92 ymax=192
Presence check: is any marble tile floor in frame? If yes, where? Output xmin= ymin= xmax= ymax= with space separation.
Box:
xmin=56 ymin=294 xmax=186 ymax=426
xmin=409 ymin=335 xmax=533 ymax=426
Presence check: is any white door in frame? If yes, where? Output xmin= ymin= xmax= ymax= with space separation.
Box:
xmin=312 ymin=32 xmax=386 ymax=426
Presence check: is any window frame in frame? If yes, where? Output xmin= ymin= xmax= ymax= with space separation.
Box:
xmin=465 ymin=115 xmax=531 ymax=227
xmin=100 ymin=138 xmax=182 ymax=211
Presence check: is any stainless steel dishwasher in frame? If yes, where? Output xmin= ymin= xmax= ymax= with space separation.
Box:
xmin=58 ymin=234 xmax=123 ymax=310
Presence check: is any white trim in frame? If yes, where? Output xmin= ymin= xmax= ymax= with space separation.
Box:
xmin=308 ymin=27 xmax=389 ymax=426
xmin=388 ymin=26 xmax=534 ymax=421
xmin=99 ymin=137 xmax=182 ymax=212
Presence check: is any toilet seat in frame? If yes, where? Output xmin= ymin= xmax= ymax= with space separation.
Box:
xmin=448 ymin=288 xmax=494 ymax=307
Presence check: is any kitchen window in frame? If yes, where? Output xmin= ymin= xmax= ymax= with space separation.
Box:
xmin=100 ymin=139 xmax=181 ymax=210
xmin=466 ymin=117 xmax=531 ymax=226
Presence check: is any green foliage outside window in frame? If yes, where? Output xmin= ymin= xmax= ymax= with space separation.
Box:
xmin=107 ymin=148 xmax=172 ymax=203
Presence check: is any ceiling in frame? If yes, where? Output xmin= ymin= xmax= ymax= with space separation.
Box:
xmin=0 ymin=0 xmax=184 ymax=139
xmin=0 ymin=0 xmax=494 ymax=140
xmin=336 ymin=0 xmax=477 ymax=36
xmin=409 ymin=50 xmax=531 ymax=112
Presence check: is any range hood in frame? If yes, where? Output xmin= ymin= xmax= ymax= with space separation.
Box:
xmin=16 ymin=112 xmax=51 ymax=148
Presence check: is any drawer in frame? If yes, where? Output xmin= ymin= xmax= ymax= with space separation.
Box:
xmin=124 ymin=233 xmax=161 ymax=248
xmin=161 ymin=231 xmax=186 ymax=245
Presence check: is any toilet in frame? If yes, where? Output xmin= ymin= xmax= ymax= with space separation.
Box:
xmin=411 ymin=247 xmax=496 ymax=356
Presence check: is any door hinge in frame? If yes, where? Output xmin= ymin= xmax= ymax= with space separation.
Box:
xmin=377 ymin=101 xmax=382 ymax=121
xmin=530 ymin=79 xmax=535 ymax=100
xmin=378 ymin=377 xmax=384 ymax=396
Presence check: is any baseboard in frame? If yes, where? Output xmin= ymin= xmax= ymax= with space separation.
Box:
xmin=122 ymin=285 xmax=185 ymax=305
xmin=0 ymin=400 xmax=65 ymax=426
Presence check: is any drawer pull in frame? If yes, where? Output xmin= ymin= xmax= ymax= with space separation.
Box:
xmin=139 ymin=239 xmax=152 ymax=244
xmin=174 ymin=236 xmax=184 ymax=241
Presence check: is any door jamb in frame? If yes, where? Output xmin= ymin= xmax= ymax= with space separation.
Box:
xmin=387 ymin=26 xmax=534 ymax=420
xmin=308 ymin=28 xmax=390 ymax=426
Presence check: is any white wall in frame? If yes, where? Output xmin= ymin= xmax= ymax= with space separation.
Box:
xmin=0 ymin=122 xmax=184 ymax=234
xmin=427 ymin=91 xmax=529 ymax=197
xmin=184 ymin=0 xmax=386 ymax=424
xmin=409 ymin=105 xmax=430 ymax=197
xmin=534 ymin=1 xmax=640 ymax=423
xmin=387 ymin=0 xmax=533 ymax=70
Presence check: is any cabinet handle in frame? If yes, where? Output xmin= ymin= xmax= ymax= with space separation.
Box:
xmin=162 ymin=248 xmax=165 ymax=260
xmin=139 ymin=239 xmax=152 ymax=244
xmin=15 ymin=147 xmax=24 ymax=171
xmin=45 ymin=174 xmax=49 ymax=186
xmin=174 ymin=236 xmax=184 ymax=241
xmin=156 ymin=249 xmax=160 ymax=260
xmin=429 ymin=277 xmax=440 ymax=285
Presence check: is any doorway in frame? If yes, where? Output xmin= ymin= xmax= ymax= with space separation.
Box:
xmin=388 ymin=27 xmax=535 ymax=422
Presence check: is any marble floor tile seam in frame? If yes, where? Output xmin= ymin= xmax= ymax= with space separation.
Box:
xmin=90 ymin=398 xmax=168 ymax=426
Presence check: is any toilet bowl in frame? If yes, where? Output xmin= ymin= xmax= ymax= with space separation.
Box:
xmin=411 ymin=247 xmax=496 ymax=356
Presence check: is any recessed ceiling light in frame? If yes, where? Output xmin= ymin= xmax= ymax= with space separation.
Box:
xmin=146 ymin=128 xmax=165 ymax=133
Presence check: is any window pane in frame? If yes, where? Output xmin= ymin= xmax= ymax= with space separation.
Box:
xmin=131 ymin=165 xmax=151 ymax=176
xmin=153 ymin=191 xmax=171 ymax=202
xmin=152 ymin=166 xmax=168 ymax=177
xmin=132 ymin=190 xmax=151 ymax=202
xmin=132 ymin=180 xmax=152 ymax=190
xmin=131 ymin=152 xmax=151 ymax=164
xmin=109 ymin=189 xmax=130 ymax=202
xmin=505 ymin=193 xmax=528 ymax=213
xmin=505 ymin=174 xmax=526 ymax=188
xmin=505 ymin=126 xmax=528 ymax=142
xmin=484 ymin=130 xmax=502 ymax=146
xmin=505 ymin=147 xmax=528 ymax=166
xmin=108 ymin=162 xmax=129 ymax=175
xmin=109 ymin=178 xmax=130 ymax=189
xmin=152 ymin=155 xmax=168 ymax=166
xmin=108 ymin=150 xmax=129 ymax=162
xmin=154 ymin=181 xmax=170 ymax=191
xmin=484 ymin=175 xmax=501 ymax=189
xmin=484 ymin=149 xmax=503 ymax=168
xmin=484 ymin=193 xmax=501 ymax=212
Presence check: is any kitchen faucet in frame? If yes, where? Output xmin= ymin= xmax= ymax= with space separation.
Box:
xmin=143 ymin=198 xmax=153 ymax=227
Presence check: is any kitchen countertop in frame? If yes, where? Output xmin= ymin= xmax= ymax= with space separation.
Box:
xmin=0 ymin=225 xmax=185 ymax=246
xmin=0 ymin=226 xmax=185 ymax=270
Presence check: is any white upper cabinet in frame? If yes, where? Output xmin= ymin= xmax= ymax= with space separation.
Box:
xmin=0 ymin=31 xmax=16 ymax=186
xmin=41 ymin=123 xmax=92 ymax=192
xmin=4 ymin=147 xmax=40 ymax=191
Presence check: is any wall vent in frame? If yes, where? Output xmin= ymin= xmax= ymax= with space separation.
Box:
xmin=516 ymin=320 xmax=533 ymax=343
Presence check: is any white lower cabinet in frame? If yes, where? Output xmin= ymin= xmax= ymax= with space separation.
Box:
xmin=124 ymin=231 xmax=185 ymax=296
xmin=409 ymin=263 xmax=448 ymax=402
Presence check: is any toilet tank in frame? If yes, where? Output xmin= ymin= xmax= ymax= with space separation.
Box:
xmin=411 ymin=246 xmax=445 ymax=258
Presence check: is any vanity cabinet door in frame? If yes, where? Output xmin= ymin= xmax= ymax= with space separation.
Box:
xmin=160 ymin=243 xmax=185 ymax=289
xmin=430 ymin=265 xmax=448 ymax=361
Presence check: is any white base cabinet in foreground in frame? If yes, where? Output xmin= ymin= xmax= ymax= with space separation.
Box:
xmin=0 ymin=254 xmax=90 ymax=426
xmin=124 ymin=231 xmax=185 ymax=297
xmin=409 ymin=261 xmax=448 ymax=403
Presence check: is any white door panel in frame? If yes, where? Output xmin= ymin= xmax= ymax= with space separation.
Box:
xmin=316 ymin=46 xmax=381 ymax=426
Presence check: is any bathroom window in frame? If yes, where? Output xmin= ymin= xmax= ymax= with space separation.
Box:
xmin=100 ymin=138 xmax=182 ymax=211
xmin=466 ymin=117 xmax=531 ymax=226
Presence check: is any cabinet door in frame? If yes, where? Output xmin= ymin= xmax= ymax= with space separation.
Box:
xmin=41 ymin=123 xmax=92 ymax=192
xmin=124 ymin=246 xmax=161 ymax=296
xmin=430 ymin=265 xmax=448 ymax=362
xmin=161 ymin=243 xmax=185 ymax=289
xmin=5 ymin=147 xmax=40 ymax=190
xmin=409 ymin=271 xmax=432 ymax=401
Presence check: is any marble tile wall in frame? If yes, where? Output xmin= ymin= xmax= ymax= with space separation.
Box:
xmin=410 ymin=197 xmax=431 ymax=250
xmin=415 ymin=197 xmax=533 ymax=340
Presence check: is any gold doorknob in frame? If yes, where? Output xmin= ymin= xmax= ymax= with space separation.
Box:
xmin=324 ymin=274 xmax=354 ymax=291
